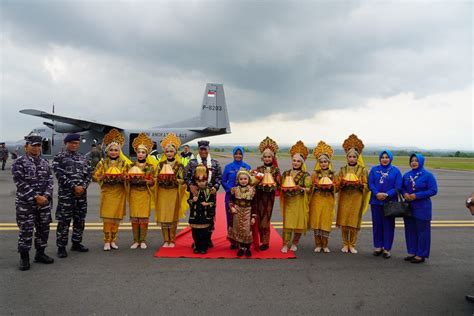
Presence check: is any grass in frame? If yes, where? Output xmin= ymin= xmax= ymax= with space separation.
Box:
xmin=331 ymin=156 xmax=474 ymax=171
xmin=240 ymin=152 xmax=474 ymax=171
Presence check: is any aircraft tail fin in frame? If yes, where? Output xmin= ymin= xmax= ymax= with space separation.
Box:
xmin=199 ymin=83 xmax=231 ymax=133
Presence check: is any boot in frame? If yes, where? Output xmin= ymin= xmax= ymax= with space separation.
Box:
xmin=34 ymin=248 xmax=54 ymax=264
xmin=19 ymin=251 xmax=30 ymax=271
xmin=57 ymin=247 xmax=68 ymax=258
xmin=71 ymin=242 xmax=89 ymax=252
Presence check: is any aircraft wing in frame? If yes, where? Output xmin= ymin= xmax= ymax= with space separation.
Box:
xmin=20 ymin=109 xmax=122 ymax=132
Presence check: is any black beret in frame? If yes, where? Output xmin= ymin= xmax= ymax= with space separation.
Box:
xmin=64 ymin=133 xmax=81 ymax=143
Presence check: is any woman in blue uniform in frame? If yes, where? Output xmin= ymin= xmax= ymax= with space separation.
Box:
xmin=368 ymin=150 xmax=402 ymax=259
xmin=401 ymin=153 xmax=438 ymax=263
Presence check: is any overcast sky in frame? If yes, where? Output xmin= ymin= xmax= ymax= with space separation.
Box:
xmin=1 ymin=0 xmax=472 ymax=150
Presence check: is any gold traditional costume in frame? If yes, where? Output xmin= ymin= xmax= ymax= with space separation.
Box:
xmin=93 ymin=129 xmax=130 ymax=244
xmin=155 ymin=133 xmax=189 ymax=245
xmin=336 ymin=134 xmax=370 ymax=251
xmin=280 ymin=141 xmax=312 ymax=249
xmin=253 ymin=137 xmax=281 ymax=249
xmin=309 ymin=141 xmax=337 ymax=251
xmin=128 ymin=133 xmax=156 ymax=245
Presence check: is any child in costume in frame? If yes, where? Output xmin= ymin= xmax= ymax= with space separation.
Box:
xmin=309 ymin=141 xmax=337 ymax=253
xmin=93 ymin=129 xmax=130 ymax=251
xmin=188 ymin=164 xmax=215 ymax=254
xmin=155 ymin=133 xmax=189 ymax=248
xmin=127 ymin=133 xmax=155 ymax=249
xmin=336 ymin=134 xmax=370 ymax=254
xmin=227 ymin=168 xmax=256 ymax=257
xmin=252 ymin=136 xmax=281 ymax=251
xmin=280 ymin=141 xmax=312 ymax=253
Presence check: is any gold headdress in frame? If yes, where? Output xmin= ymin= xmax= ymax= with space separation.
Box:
xmin=236 ymin=168 xmax=251 ymax=180
xmin=103 ymin=128 xmax=125 ymax=148
xmin=342 ymin=134 xmax=364 ymax=155
xmin=259 ymin=136 xmax=279 ymax=155
xmin=313 ymin=141 xmax=333 ymax=160
xmin=161 ymin=133 xmax=181 ymax=152
xmin=194 ymin=164 xmax=208 ymax=180
xmin=132 ymin=133 xmax=153 ymax=154
xmin=290 ymin=140 xmax=309 ymax=160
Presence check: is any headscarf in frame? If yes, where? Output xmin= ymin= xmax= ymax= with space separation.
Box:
xmin=292 ymin=153 xmax=307 ymax=172
xmin=378 ymin=149 xmax=393 ymax=171
xmin=409 ymin=153 xmax=425 ymax=171
xmin=314 ymin=154 xmax=333 ymax=172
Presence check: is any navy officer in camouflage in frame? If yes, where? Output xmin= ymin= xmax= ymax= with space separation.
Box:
xmin=12 ymin=134 xmax=54 ymax=271
xmin=53 ymin=133 xmax=92 ymax=258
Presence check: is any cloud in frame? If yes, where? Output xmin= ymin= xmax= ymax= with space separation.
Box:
xmin=0 ymin=1 xmax=472 ymax=150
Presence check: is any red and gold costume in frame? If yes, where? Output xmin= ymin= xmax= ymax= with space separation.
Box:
xmin=252 ymin=137 xmax=281 ymax=250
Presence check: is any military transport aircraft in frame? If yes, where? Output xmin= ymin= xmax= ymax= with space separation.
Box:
xmin=5 ymin=83 xmax=230 ymax=158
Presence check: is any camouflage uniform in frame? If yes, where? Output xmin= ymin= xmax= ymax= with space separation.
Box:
xmin=52 ymin=150 xmax=92 ymax=248
xmin=12 ymin=154 xmax=54 ymax=252
xmin=0 ymin=145 xmax=8 ymax=170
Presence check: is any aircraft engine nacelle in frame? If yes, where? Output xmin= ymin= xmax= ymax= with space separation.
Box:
xmin=43 ymin=122 xmax=86 ymax=133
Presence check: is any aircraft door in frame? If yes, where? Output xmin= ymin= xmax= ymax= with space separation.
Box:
xmin=42 ymin=138 xmax=51 ymax=155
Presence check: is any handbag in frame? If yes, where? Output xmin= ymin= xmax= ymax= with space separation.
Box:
xmin=383 ymin=191 xmax=412 ymax=218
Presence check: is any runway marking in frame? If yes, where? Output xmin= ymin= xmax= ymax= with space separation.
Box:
xmin=0 ymin=221 xmax=472 ymax=231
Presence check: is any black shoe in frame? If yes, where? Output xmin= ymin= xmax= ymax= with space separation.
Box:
xmin=19 ymin=251 xmax=30 ymax=271
xmin=404 ymin=255 xmax=416 ymax=261
xmin=193 ymin=249 xmax=200 ymax=254
xmin=260 ymin=244 xmax=269 ymax=251
xmin=373 ymin=249 xmax=383 ymax=256
xmin=382 ymin=252 xmax=391 ymax=259
xmin=200 ymin=250 xmax=207 ymax=254
xmin=57 ymin=247 xmax=68 ymax=258
xmin=208 ymin=241 xmax=214 ymax=248
xmin=71 ymin=243 xmax=89 ymax=252
xmin=466 ymin=295 xmax=474 ymax=303
xmin=245 ymin=249 xmax=252 ymax=257
xmin=410 ymin=257 xmax=425 ymax=264
xmin=230 ymin=244 xmax=238 ymax=250
xmin=34 ymin=249 xmax=54 ymax=264
xmin=237 ymin=248 xmax=244 ymax=257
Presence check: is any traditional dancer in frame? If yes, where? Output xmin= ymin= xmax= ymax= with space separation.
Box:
xmin=128 ymin=133 xmax=155 ymax=249
xmin=309 ymin=141 xmax=336 ymax=253
xmin=336 ymin=134 xmax=370 ymax=254
xmin=280 ymin=141 xmax=311 ymax=253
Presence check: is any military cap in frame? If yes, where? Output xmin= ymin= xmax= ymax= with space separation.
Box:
xmin=198 ymin=140 xmax=210 ymax=149
xmin=24 ymin=134 xmax=43 ymax=145
xmin=64 ymin=133 xmax=81 ymax=143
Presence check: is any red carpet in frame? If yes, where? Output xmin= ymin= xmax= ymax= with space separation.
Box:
xmin=155 ymin=193 xmax=296 ymax=259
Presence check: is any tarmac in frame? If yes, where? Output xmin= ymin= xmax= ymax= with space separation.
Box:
xmin=0 ymin=155 xmax=473 ymax=315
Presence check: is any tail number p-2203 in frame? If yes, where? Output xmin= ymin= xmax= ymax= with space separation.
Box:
xmin=202 ymin=105 xmax=223 ymax=111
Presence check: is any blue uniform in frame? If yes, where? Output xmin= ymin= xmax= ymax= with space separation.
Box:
xmin=221 ymin=146 xmax=251 ymax=227
xmin=368 ymin=150 xmax=402 ymax=251
xmin=12 ymin=154 xmax=54 ymax=252
xmin=53 ymin=150 xmax=92 ymax=248
xmin=401 ymin=153 xmax=438 ymax=258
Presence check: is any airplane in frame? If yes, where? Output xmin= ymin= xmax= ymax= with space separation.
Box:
xmin=5 ymin=83 xmax=230 ymax=159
